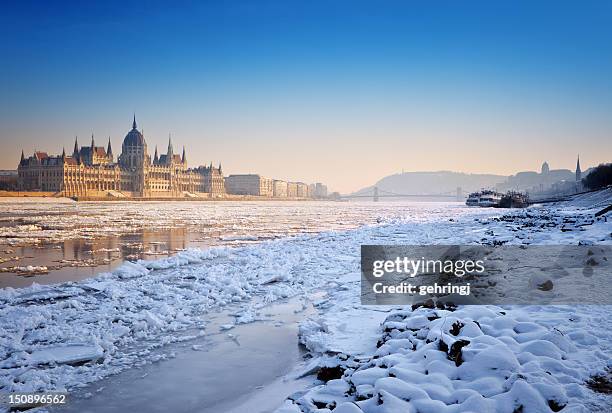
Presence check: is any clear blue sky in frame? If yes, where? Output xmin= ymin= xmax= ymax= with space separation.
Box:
xmin=1 ymin=0 xmax=611 ymax=192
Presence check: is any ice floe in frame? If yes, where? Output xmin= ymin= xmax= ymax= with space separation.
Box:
xmin=0 ymin=191 xmax=610 ymax=412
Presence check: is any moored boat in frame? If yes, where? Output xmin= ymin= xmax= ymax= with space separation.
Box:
xmin=498 ymin=191 xmax=529 ymax=208
xmin=466 ymin=192 xmax=480 ymax=206
xmin=478 ymin=190 xmax=503 ymax=207
xmin=466 ymin=190 xmax=504 ymax=207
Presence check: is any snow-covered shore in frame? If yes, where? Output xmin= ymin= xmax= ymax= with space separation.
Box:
xmin=278 ymin=190 xmax=612 ymax=413
xmin=0 ymin=192 xmax=610 ymax=412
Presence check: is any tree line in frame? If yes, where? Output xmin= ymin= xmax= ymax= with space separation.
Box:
xmin=583 ymin=163 xmax=612 ymax=190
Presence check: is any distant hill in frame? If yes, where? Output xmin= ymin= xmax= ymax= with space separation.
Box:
xmin=496 ymin=169 xmax=574 ymax=192
xmin=352 ymin=171 xmax=507 ymax=196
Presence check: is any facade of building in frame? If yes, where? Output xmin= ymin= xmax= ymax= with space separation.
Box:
xmin=17 ymin=116 xmax=225 ymax=198
xmin=308 ymin=183 xmax=316 ymax=198
xmin=225 ymin=174 xmax=274 ymax=196
xmin=192 ymin=164 xmax=226 ymax=196
xmin=273 ymin=180 xmax=288 ymax=197
xmin=287 ymin=182 xmax=298 ymax=198
xmin=295 ymin=182 xmax=308 ymax=198
xmin=313 ymin=182 xmax=328 ymax=198
xmin=223 ymin=177 xmax=317 ymax=199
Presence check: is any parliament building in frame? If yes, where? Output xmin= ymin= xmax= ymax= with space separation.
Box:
xmin=17 ymin=116 xmax=225 ymax=198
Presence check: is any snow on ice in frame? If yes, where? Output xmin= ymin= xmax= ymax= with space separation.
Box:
xmin=0 ymin=191 xmax=610 ymax=412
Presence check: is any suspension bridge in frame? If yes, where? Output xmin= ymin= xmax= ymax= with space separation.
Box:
xmin=340 ymin=186 xmax=465 ymax=202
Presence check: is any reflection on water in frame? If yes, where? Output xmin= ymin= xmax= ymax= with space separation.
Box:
xmin=0 ymin=229 xmax=201 ymax=288
xmin=0 ymin=199 xmax=468 ymax=288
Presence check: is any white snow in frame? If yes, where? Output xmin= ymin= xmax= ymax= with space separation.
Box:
xmin=280 ymin=192 xmax=612 ymax=413
xmin=1 ymin=202 xmax=489 ymax=394
xmin=0 ymin=193 xmax=610 ymax=412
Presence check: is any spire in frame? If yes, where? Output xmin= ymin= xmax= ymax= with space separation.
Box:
xmin=218 ymin=162 xmax=222 ymax=174
xmin=20 ymin=149 xmax=25 ymax=162
xmin=167 ymin=134 xmax=173 ymax=164
xmin=91 ymin=133 xmax=95 ymax=149
xmin=153 ymin=146 xmax=159 ymax=163
xmin=61 ymin=147 xmax=66 ymax=159
xmin=73 ymin=136 xmax=80 ymax=163
xmin=132 ymin=114 xmax=137 ymax=130
xmin=576 ymin=154 xmax=581 ymax=181
xmin=182 ymin=146 xmax=186 ymax=164
xmin=107 ymin=137 xmax=113 ymax=159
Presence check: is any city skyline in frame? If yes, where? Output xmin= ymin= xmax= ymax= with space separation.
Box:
xmin=6 ymin=113 xmax=604 ymax=194
xmin=1 ymin=1 xmax=612 ymax=192
xmin=15 ymin=115 xmax=323 ymax=200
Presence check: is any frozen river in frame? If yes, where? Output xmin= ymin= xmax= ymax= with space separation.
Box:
xmin=0 ymin=194 xmax=610 ymax=412
xmin=0 ymin=199 xmax=469 ymax=288
xmin=0 ymin=199 xmax=488 ymax=412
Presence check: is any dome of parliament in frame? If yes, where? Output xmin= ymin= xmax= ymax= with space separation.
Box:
xmin=123 ymin=115 xmax=145 ymax=147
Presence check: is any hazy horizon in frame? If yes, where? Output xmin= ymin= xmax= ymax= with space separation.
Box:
xmin=1 ymin=1 xmax=611 ymax=193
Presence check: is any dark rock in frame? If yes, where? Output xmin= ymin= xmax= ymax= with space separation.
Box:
xmin=448 ymin=339 xmax=470 ymax=367
xmin=548 ymin=400 xmax=566 ymax=412
xmin=586 ymin=368 xmax=612 ymax=394
xmin=450 ymin=321 xmax=464 ymax=336
xmin=537 ymin=280 xmax=554 ymax=291
xmin=317 ymin=366 xmax=345 ymax=382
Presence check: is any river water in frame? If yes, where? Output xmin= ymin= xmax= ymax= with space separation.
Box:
xmin=56 ymin=295 xmax=317 ymax=413
xmin=0 ymin=198 xmax=465 ymax=288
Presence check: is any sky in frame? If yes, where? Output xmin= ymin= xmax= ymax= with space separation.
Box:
xmin=0 ymin=0 xmax=611 ymax=193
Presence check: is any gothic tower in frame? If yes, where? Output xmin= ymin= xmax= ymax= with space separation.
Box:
xmin=73 ymin=137 xmax=80 ymax=164
xmin=166 ymin=134 xmax=174 ymax=165
xmin=107 ymin=137 xmax=113 ymax=161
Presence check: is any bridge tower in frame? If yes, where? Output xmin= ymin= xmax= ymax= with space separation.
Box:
xmin=456 ymin=187 xmax=463 ymax=202
xmin=373 ymin=186 xmax=379 ymax=202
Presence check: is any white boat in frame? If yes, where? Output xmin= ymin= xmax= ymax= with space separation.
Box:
xmin=478 ymin=190 xmax=502 ymax=207
xmin=466 ymin=190 xmax=503 ymax=207
xmin=466 ymin=192 xmax=480 ymax=206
